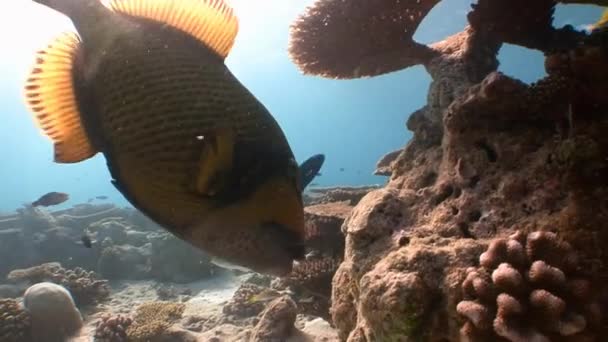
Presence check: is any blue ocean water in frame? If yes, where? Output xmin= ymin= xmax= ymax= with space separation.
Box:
xmin=0 ymin=1 xmax=602 ymax=212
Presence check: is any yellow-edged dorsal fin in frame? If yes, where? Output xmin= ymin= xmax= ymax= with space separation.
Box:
xmin=107 ymin=0 xmax=239 ymax=59
xmin=195 ymin=127 xmax=235 ymax=196
xmin=23 ymin=32 xmax=97 ymax=164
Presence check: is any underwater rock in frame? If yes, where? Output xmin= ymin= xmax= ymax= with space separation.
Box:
xmin=374 ymin=148 xmax=403 ymax=176
xmin=0 ymin=298 xmax=31 ymax=342
xmin=24 ymin=282 xmax=83 ymax=342
xmin=148 ymin=232 xmax=214 ymax=283
xmin=8 ymin=263 xmax=110 ymax=307
xmin=250 ymin=296 xmax=298 ymax=341
xmin=0 ymin=284 xmax=22 ymax=299
xmin=88 ymin=217 xmax=132 ymax=246
xmin=458 ymin=230 xmax=602 ymax=341
xmin=98 ymin=244 xmax=151 ymax=280
xmin=0 ymin=229 xmax=30 ymax=279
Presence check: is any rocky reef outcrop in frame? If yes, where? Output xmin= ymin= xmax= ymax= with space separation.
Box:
xmin=289 ymin=0 xmax=608 ymax=341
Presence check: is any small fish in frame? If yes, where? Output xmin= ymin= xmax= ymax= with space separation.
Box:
xmin=31 ymin=192 xmax=69 ymax=207
xmin=248 ymin=288 xmax=293 ymax=304
xmin=210 ymin=257 xmax=253 ymax=273
xmin=96 ymin=196 xmax=108 ymax=200
xmin=298 ymin=154 xmax=325 ymax=190
xmin=81 ymin=234 xmax=93 ymax=248
xmin=305 ymin=250 xmax=320 ymax=260
xmin=339 ymin=168 xmax=345 ymax=172
xmin=298 ymin=296 xmax=315 ymax=304
xmin=25 ymin=0 xmax=307 ymax=276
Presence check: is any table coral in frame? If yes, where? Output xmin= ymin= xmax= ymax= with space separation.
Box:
xmin=288 ymin=0 xmax=440 ymax=79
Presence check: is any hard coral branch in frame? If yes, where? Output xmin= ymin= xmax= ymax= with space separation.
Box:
xmin=288 ymin=0 xmax=440 ymax=79
xmin=458 ymin=231 xmax=602 ymax=341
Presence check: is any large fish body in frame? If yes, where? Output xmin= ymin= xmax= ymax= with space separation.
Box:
xmin=25 ymin=0 xmax=306 ymax=275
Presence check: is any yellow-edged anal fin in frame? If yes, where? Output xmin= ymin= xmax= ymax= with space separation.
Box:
xmin=195 ymin=127 xmax=235 ymax=196
xmin=23 ymin=32 xmax=97 ymax=164
xmin=107 ymin=0 xmax=239 ymax=59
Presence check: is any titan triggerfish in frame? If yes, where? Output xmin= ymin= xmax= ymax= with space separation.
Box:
xmin=24 ymin=0 xmax=308 ymax=275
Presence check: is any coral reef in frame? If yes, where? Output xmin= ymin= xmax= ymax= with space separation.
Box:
xmin=458 ymin=231 xmax=602 ymax=341
xmin=0 ymin=299 xmax=31 ymax=342
xmin=126 ymin=301 xmax=185 ymax=342
xmin=7 ymin=263 xmax=110 ymax=306
xmin=94 ymin=313 xmax=133 ymax=342
xmin=24 ymin=282 xmax=83 ymax=342
xmin=288 ymin=0 xmax=608 ymax=340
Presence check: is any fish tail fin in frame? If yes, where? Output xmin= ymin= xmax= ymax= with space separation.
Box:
xmin=23 ymin=32 xmax=98 ymax=163
xmin=106 ymin=0 xmax=239 ymax=59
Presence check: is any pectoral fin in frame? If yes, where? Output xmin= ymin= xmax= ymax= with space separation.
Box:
xmin=195 ymin=127 xmax=235 ymax=196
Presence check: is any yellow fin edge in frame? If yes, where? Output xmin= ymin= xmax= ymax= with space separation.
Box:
xmin=107 ymin=0 xmax=239 ymax=59
xmin=23 ymin=31 xmax=97 ymax=163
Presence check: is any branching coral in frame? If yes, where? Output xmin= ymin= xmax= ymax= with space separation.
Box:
xmin=457 ymin=230 xmax=602 ymax=341
xmin=7 ymin=263 xmax=110 ymax=306
xmin=94 ymin=313 xmax=132 ymax=342
xmin=0 ymin=299 xmax=31 ymax=342
xmin=288 ymin=0 xmax=440 ymax=78
xmin=126 ymin=301 xmax=185 ymax=342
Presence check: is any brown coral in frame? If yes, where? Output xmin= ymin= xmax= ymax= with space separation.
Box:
xmin=467 ymin=0 xmax=584 ymax=52
xmin=126 ymin=301 xmax=185 ymax=342
xmin=288 ymin=0 xmax=439 ymax=79
xmin=7 ymin=263 xmax=110 ymax=306
xmin=457 ymin=230 xmax=602 ymax=341
xmin=0 ymin=299 xmax=31 ymax=342
xmin=94 ymin=313 xmax=132 ymax=342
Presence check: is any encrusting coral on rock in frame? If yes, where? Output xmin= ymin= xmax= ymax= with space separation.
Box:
xmin=288 ymin=0 xmax=608 ymax=341
xmin=457 ymin=231 xmax=602 ymax=341
xmin=0 ymin=299 xmax=31 ymax=342
xmin=7 ymin=262 xmax=110 ymax=306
